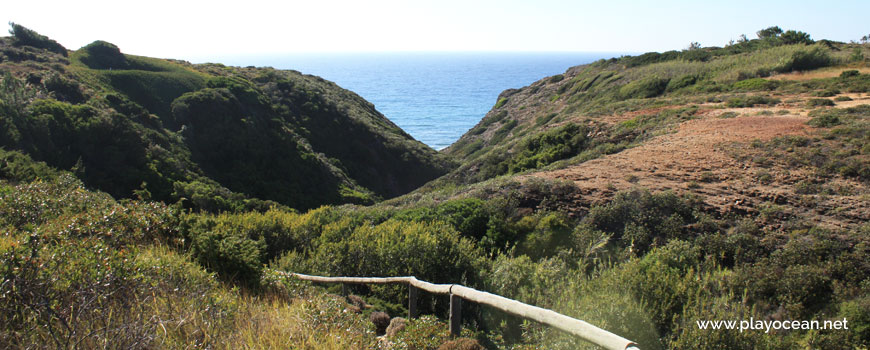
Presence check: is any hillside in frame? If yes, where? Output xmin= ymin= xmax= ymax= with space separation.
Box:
xmin=0 ymin=26 xmax=448 ymax=212
xmin=439 ymin=33 xmax=870 ymax=230
xmin=3 ymin=24 xmax=870 ymax=350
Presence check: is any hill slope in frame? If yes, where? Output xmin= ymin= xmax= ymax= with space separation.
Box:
xmin=0 ymin=32 xmax=448 ymax=211
xmin=437 ymin=36 xmax=870 ymax=230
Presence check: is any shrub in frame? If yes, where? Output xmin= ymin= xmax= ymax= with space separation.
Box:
xmin=813 ymin=89 xmax=839 ymax=97
xmin=666 ymin=74 xmax=698 ymax=91
xmin=726 ymin=95 xmax=780 ymax=107
xmin=780 ymin=30 xmax=814 ymax=45
xmin=78 ymin=40 xmax=130 ymax=69
xmin=840 ymin=70 xmax=860 ymax=78
xmin=494 ymin=97 xmax=508 ymax=108
xmin=182 ymin=215 xmax=266 ymax=286
xmin=834 ymin=96 xmax=852 ymax=102
xmin=505 ymin=123 xmax=589 ymax=174
xmin=733 ymin=78 xmax=776 ymax=91
xmin=776 ymin=47 xmax=832 ymax=72
xmin=806 ymin=98 xmax=835 ymax=107
xmin=8 ymin=22 xmax=67 ymax=56
xmin=584 ymin=189 xmax=699 ymax=255
xmin=808 ymin=113 xmax=841 ymax=127
xmin=620 ymin=76 xmax=670 ymax=99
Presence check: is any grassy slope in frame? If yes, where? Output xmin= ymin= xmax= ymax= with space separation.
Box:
xmin=1 ymin=36 xmax=448 ymax=212
xmin=3 ymin=27 xmax=870 ymax=350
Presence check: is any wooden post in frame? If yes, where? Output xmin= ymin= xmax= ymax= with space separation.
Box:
xmin=449 ymin=294 xmax=461 ymax=337
xmin=341 ymin=283 xmax=348 ymax=296
xmin=408 ymin=285 xmax=418 ymax=319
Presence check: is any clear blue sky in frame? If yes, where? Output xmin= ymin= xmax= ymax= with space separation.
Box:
xmin=4 ymin=0 xmax=868 ymax=61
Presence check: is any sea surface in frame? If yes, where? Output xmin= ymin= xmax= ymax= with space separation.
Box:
xmin=216 ymin=52 xmax=626 ymax=150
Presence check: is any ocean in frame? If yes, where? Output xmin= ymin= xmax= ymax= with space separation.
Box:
xmin=216 ymin=52 xmax=625 ymax=150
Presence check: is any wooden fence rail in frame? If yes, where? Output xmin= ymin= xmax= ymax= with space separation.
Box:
xmin=279 ymin=272 xmax=639 ymax=350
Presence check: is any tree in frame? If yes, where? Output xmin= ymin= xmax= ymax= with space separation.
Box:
xmin=780 ymin=30 xmax=814 ymax=45
xmin=862 ymin=34 xmax=870 ymax=44
xmin=687 ymin=42 xmax=702 ymax=51
xmin=7 ymin=22 xmax=67 ymax=56
xmin=757 ymin=26 xmax=783 ymax=39
xmin=738 ymin=34 xmax=748 ymax=43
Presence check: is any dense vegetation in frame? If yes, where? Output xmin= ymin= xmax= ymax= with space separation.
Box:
xmin=2 ymin=24 xmax=870 ymax=350
xmin=1 ymin=24 xmax=448 ymax=213
xmin=444 ymin=26 xmax=866 ymax=185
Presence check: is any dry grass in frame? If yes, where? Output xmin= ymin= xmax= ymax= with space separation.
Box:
xmin=768 ymin=66 xmax=870 ymax=81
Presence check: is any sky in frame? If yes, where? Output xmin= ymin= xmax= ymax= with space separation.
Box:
xmin=4 ymin=0 xmax=868 ymax=62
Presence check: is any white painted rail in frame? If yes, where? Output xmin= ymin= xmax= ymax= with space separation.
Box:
xmin=279 ymin=272 xmax=639 ymax=350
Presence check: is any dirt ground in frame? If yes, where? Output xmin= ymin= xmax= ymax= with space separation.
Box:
xmin=530 ymin=94 xmax=870 ymax=230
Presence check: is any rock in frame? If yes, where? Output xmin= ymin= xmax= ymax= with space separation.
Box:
xmin=386 ymin=317 xmax=407 ymax=337
xmin=370 ymin=311 xmax=391 ymax=335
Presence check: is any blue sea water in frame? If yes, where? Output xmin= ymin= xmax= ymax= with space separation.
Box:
xmin=217 ymin=52 xmax=625 ymax=150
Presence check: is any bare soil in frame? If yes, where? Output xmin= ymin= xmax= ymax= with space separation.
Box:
xmin=530 ymin=94 xmax=870 ymax=230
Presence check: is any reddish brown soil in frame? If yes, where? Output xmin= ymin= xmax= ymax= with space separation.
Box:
xmin=530 ymin=96 xmax=870 ymax=230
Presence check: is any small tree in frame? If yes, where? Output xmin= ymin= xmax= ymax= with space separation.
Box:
xmin=757 ymin=26 xmax=783 ymax=39
xmin=738 ymin=34 xmax=748 ymax=43
xmin=862 ymin=34 xmax=870 ymax=44
xmin=7 ymin=22 xmax=67 ymax=56
xmin=780 ymin=30 xmax=814 ymax=45
xmin=687 ymin=42 xmax=702 ymax=51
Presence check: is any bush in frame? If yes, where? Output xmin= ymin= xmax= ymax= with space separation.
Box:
xmin=806 ymin=98 xmax=835 ymax=107
xmin=8 ymin=23 xmax=67 ymax=56
xmin=620 ymin=76 xmax=670 ymax=99
xmin=182 ymin=215 xmax=266 ymax=286
xmin=808 ymin=113 xmax=840 ymax=127
xmin=726 ymin=95 xmax=780 ymax=108
xmin=506 ymin=123 xmax=589 ymax=174
xmin=776 ymin=47 xmax=832 ymax=72
xmin=78 ymin=40 xmax=130 ymax=69
xmin=666 ymin=74 xmax=698 ymax=92
xmin=780 ymin=30 xmax=814 ymax=45
xmin=733 ymin=78 xmax=776 ymax=91
xmin=584 ymin=189 xmax=699 ymax=255
xmin=840 ymin=70 xmax=860 ymax=78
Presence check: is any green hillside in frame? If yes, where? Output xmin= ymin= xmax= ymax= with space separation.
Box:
xmin=2 ymin=24 xmax=870 ymax=350
xmin=1 ymin=27 xmax=448 ymax=212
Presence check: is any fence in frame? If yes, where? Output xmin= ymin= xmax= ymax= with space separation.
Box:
xmin=280 ymin=272 xmax=639 ymax=350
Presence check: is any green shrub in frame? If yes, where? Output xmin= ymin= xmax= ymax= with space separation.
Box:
xmin=776 ymin=47 xmax=832 ymax=72
xmin=780 ymin=30 xmax=814 ymax=45
xmin=726 ymin=95 xmax=780 ymax=108
xmin=834 ymin=96 xmax=852 ymax=102
xmin=182 ymin=215 xmax=266 ymax=286
xmin=839 ymin=296 xmax=870 ymax=347
xmin=806 ymin=98 xmax=835 ymax=107
xmin=584 ymin=189 xmax=699 ymax=255
xmin=394 ymin=198 xmax=490 ymax=241
xmin=808 ymin=113 xmax=841 ymax=127
xmin=310 ymin=218 xmax=483 ymax=304
xmin=620 ymin=76 xmax=670 ymax=99
xmin=666 ymin=74 xmax=698 ymax=92
xmin=733 ymin=78 xmax=776 ymax=91
xmin=0 ymin=148 xmax=61 ymax=183
xmin=78 ymin=40 xmax=130 ymax=69
xmin=840 ymin=70 xmax=860 ymax=78
xmin=812 ymin=89 xmax=839 ymax=97
xmin=505 ymin=123 xmax=588 ymax=174
xmin=8 ymin=23 xmax=67 ymax=56
xmin=494 ymin=97 xmax=508 ymax=109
